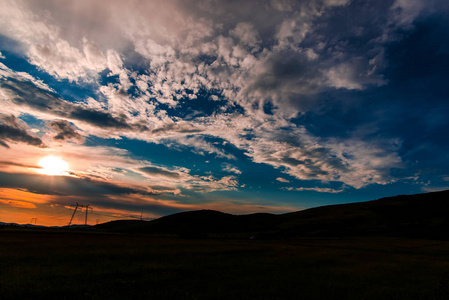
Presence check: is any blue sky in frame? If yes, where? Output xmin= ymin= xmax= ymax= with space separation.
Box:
xmin=0 ymin=0 xmax=448 ymax=225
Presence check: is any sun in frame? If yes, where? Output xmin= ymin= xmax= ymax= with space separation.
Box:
xmin=38 ymin=155 xmax=70 ymax=176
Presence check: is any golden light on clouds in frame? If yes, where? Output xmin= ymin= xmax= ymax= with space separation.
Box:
xmin=38 ymin=155 xmax=70 ymax=176
xmin=0 ymin=199 xmax=36 ymax=209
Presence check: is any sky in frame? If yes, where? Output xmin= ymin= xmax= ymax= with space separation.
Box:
xmin=1 ymin=0 xmax=448 ymax=226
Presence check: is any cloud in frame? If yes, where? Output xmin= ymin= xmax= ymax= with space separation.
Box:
xmin=0 ymin=140 xmax=10 ymax=148
xmin=421 ymin=186 xmax=449 ymax=193
xmin=0 ymin=114 xmax=46 ymax=148
xmin=222 ymin=163 xmax=242 ymax=175
xmin=0 ymin=62 xmax=55 ymax=92
xmin=0 ymin=199 xmax=36 ymax=208
xmin=276 ymin=177 xmax=290 ymax=183
xmin=0 ymin=0 xmax=394 ymax=115
xmin=163 ymin=135 xmax=236 ymax=160
xmin=138 ymin=163 xmax=240 ymax=193
xmin=284 ymin=187 xmax=344 ymax=193
xmin=1 ymin=62 xmax=403 ymax=189
xmin=0 ymin=160 xmax=40 ymax=169
xmin=0 ymin=77 xmax=145 ymax=135
xmin=187 ymin=175 xmax=239 ymax=193
xmin=50 ymin=120 xmax=84 ymax=143
xmin=139 ymin=166 xmax=181 ymax=179
xmin=0 ymin=1 xmax=110 ymax=82
xmin=0 ymin=171 xmax=162 ymax=199
xmin=216 ymin=117 xmax=403 ymax=189
xmin=2 ymin=0 xmax=433 ymax=195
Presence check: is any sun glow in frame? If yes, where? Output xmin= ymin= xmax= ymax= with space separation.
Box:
xmin=38 ymin=155 xmax=70 ymax=176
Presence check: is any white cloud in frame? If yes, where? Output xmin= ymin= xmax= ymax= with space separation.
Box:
xmin=230 ymin=23 xmax=261 ymax=51
xmin=222 ymin=163 xmax=242 ymax=175
xmin=270 ymin=0 xmax=293 ymax=12
xmin=421 ymin=186 xmax=449 ymax=193
xmin=391 ymin=0 xmax=426 ymax=28
xmin=285 ymin=187 xmax=344 ymax=193
xmin=164 ymin=135 xmax=236 ymax=160
xmin=0 ymin=62 xmax=55 ymax=93
xmin=0 ymin=1 xmax=109 ymax=82
xmin=276 ymin=177 xmax=290 ymax=183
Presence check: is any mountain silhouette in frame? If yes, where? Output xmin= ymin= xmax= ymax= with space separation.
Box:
xmin=95 ymin=190 xmax=449 ymax=239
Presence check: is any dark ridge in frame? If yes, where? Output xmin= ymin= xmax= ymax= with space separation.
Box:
xmin=93 ymin=190 xmax=449 ymax=239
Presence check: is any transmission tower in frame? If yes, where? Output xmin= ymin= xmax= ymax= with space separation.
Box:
xmin=68 ymin=203 xmax=92 ymax=227
xmin=84 ymin=204 xmax=93 ymax=227
xmin=68 ymin=203 xmax=79 ymax=227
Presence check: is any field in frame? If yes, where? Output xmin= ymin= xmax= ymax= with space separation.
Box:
xmin=1 ymin=229 xmax=449 ymax=299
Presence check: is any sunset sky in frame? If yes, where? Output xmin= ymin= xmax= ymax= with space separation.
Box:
xmin=1 ymin=0 xmax=448 ymax=226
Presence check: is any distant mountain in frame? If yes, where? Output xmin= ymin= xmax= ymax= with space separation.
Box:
xmin=0 ymin=222 xmax=89 ymax=229
xmin=93 ymin=190 xmax=449 ymax=239
xmin=0 ymin=222 xmax=48 ymax=228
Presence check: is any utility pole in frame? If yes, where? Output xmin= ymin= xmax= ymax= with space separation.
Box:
xmin=68 ymin=202 xmax=79 ymax=227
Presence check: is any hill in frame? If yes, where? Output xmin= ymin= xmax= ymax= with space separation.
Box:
xmin=94 ymin=190 xmax=449 ymax=239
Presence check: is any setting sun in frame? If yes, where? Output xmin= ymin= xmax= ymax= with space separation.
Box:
xmin=38 ymin=155 xmax=70 ymax=176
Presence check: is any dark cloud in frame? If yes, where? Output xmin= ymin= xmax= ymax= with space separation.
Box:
xmin=50 ymin=119 xmax=84 ymax=143
xmin=140 ymin=166 xmax=181 ymax=179
xmin=7 ymin=169 xmax=189 ymax=216
xmin=0 ymin=140 xmax=10 ymax=148
xmin=69 ymin=107 xmax=133 ymax=130
xmin=151 ymin=122 xmax=202 ymax=135
xmin=0 ymin=160 xmax=40 ymax=169
xmin=0 ymin=78 xmax=147 ymax=132
xmin=82 ymin=197 xmax=184 ymax=217
xmin=0 ymin=171 xmax=160 ymax=197
xmin=0 ymin=114 xmax=46 ymax=148
xmin=0 ymin=171 xmax=183 ymax=217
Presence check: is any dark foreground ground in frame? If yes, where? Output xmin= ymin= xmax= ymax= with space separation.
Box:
xmin=1 ymin=229 xmax=449 ymax=299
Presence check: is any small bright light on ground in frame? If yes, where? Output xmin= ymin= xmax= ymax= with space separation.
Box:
xmin=38 ymin=155 xmax=70 ymax=176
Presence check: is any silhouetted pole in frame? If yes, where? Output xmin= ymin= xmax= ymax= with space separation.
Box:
xmin=68 ymin=203 xmax=79 ymax=227
xmin=140 ymin=211 xmax=143 ymax=221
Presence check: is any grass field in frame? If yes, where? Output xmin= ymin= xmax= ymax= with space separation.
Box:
xmin=1 ymin=229 xmax=449 ymax=299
